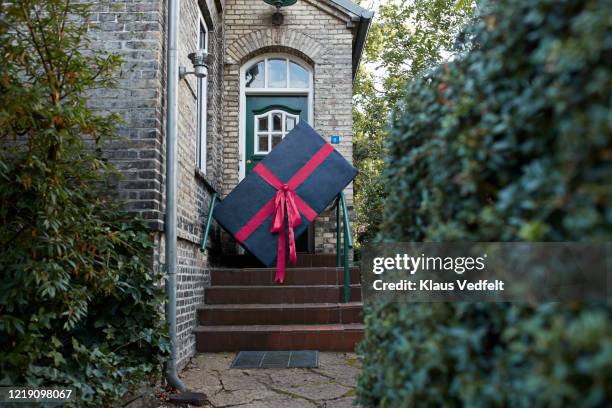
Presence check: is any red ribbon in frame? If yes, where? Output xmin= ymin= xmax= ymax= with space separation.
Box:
xmin=235 ymin=143 xmax=334 ymax=283
xmin=270 ymin=184 xmax=301 ymax=280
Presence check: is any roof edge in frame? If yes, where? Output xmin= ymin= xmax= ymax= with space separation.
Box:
xmin=304 ymin=0 xmax=374 ymax=82
xmin=330 ymin=0 xmax=372 ymax=18
xmin=352 ymin=9 xmax=374 ymax=81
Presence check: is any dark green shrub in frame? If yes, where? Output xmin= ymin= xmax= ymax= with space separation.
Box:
xmin=357 ymin=0 xmax=612 ymax=406
xmin=0 ymin=1 xmax=169 ymax=405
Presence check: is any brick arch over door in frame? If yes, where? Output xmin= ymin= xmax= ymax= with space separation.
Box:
xmin=226 ymin=28 xmax=328 ymax=66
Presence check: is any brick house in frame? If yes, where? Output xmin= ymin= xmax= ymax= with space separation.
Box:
xmin=90 ymin=0 xmax=372 ymax=369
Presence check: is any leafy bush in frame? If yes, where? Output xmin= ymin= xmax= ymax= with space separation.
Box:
xmin=357 ymin=0 xmax=612 ymax=406
xmin=0 ymin=1 xmax=169 ymax=405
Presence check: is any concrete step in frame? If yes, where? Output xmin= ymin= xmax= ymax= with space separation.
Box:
xmin=205 ymin=284 xmax=362 ymax=304
xmin=210 ymin=267 xmax=360 ymax=286
xmin=197 ymin=302 xmax=363 ymax=325
xmin=194 ymin=323 xmax=364 ymax=352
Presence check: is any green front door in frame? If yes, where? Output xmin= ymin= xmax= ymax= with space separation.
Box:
xmin=245 ymin=95 xmax=311 ymax=252
xmin=245 ymin=95 xmax=308 ymax=174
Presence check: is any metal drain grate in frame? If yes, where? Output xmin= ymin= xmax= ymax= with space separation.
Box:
xmin=231 ymin=351 xmax=319 ymax=369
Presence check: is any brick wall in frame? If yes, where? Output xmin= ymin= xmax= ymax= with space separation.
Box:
xmin=88 ymin=0 xmax=165 ymax=231
xmin=173 ymin=0 xmax=224 ymax=368
xmin=90 ymin=0 xmax=224 ymax=369
xmin=222 ymin=0 xmax=356 ymax=254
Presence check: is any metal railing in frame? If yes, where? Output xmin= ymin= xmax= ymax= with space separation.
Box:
xmin=336 ymin=191 xmax=353 ymax=303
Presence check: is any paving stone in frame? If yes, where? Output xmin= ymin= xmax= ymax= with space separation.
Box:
xmin=178 ymin=352 xmax=360 ymax=407
xmin=208 ymin=388 xmax=278 ymax=407
xmin=267 ymin=369 xmax=333 ymax=388
xmin=220 ymin=371 xmax=269 ymax=391
xmin=181 ymin=367 xmax=222 ymax=388
xmin=244 ymin=396 xmax=317 ymax=408
xmin=277 ymin=382 xmax=351 ymax=401
xmin=312 ymin=353 xmax=361 ymax=388
xmin=324 ymin=397 xmax=358 ymax=408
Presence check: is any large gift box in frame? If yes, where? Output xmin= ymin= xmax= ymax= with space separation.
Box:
xmin=213 ymin=121 xmax=357 ymax=283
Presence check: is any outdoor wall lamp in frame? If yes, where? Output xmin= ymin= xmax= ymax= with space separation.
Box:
xmin=179 ymin=50 xmax=209 ymax=79
xmin=263 ymin=0 xmax=297 ymax=26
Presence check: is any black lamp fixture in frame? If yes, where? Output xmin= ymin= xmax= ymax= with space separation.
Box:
xmin=263 ymin=0 xmax=297 ymax=25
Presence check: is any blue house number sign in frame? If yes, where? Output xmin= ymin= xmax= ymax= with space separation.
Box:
xmin=330 ymin=135 xmax=341 ymax=145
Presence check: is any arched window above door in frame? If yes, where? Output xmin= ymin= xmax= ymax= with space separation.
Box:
xmin=245 ymin=57 xmax=310 ymax=89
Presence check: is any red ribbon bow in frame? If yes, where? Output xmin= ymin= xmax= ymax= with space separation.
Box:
xmin=270 ymin=184 xmax=302 ymax=281
xmin=234 ymin=143 xmax=334 ymax=283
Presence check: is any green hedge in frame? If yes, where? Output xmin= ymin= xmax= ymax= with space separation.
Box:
xmin=0 ymin=1 xmax=169 ymax=405
xmin=357 ymin=0 xmax=612 ymax=406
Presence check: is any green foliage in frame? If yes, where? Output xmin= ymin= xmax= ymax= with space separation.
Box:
xmin=381 ymin=0 xmax=611 ymax=242
xmin=353 ymin=68 xmax=387 ymax=245
xmin=0 ymin=1 xmax=169 ymax=405
xmin=365 ymin=0 xmax=476 ymax=105
xmin=353 ymin=0 xmax=476 ymax=246
xmin=359 ymin=302 xmax=612 ymax=407
xmin=357 ymin=0 xmax=612 ymax=406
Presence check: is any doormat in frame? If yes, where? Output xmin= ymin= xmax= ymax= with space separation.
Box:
xmin=230 ymin=351 xmax=319 ymax=369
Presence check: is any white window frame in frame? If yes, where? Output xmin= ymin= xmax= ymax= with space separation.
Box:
xmin=196 ymin=13 xmax=209 ymax=172
xmin=239 ymin=54 xmax=314 ymax=180
xmin=254 ymin=110 xmax=300 ymax=154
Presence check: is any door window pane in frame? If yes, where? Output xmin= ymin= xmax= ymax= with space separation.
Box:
xmin=267 ymin=59 xmax=287 ymax=88
xmin=257 ymin=134 xmax=268 ymax=152
xmin=257 ymin=116 xmax=268 ymax=131
xmin=272 ymin=113 xmax=282 ymax=131
xmin=245 ymin=61 xmax=264 ymax=88
xmin=289 ymin=62 xmax=309 ymax=88
xmin=286 ymin=116 xmax=296 ymax=131
xmin=254 ymin=111 xmax=301 ymax=155
xmin=271 ymin=133 xmax=282 ymax=148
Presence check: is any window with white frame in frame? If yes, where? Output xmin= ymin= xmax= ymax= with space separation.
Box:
xmin=254 ymin=110 xmax=299 ymax=154
xmin=196 ymin=15 xmax=208 ymax=172
xmin=245 ymin=57 xmax=310 ymax=89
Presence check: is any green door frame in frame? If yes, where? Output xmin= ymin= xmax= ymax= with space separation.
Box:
xmin=239 ymin=54 xmax=314 ymax=252
xmin=244 ymin=95 xmax=313 ymax=253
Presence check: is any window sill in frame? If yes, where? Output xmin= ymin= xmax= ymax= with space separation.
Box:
xmin=194 ymin=166 xmax=217 ymax=194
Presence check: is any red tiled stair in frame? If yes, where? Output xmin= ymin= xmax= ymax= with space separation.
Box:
xmin=210 ymin=266 xmax=360 ymax=285
xmin=205 ymin=284 xmax=362 ymax=304
xmin=195 ymin=260 xmax=364 ymax=352
xmin=198 ymin=302 xmax=363 ymax=325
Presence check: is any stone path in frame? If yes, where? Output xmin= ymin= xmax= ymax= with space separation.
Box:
xmin=179 ymin=352 xmax=361 ymax=407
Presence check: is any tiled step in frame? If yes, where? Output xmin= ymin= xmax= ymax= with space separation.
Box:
xmin=197 ymin=302 xmax=363 ymax=325
xmin=292 ymin=254 xmax=338 ymax=267
xmin=217 ymin=253 xmax=339 ymax=268
xmin=210 ymin=267 xmax=360 ymax=286
xmin=205 ymin=284 xmax=362 ymax=304
xmin=195 ymin=323 xmax=364 ymax=352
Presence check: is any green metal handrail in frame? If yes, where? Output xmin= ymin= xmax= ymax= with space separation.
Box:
xmin=336 ymin=191 xmax=353 ymax=303
xmin=200 ymin=192 xmax=217 ymax=252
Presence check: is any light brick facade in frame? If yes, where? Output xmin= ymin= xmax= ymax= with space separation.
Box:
xmin=94 ymin=0 xmax=371 ymax=368
xmin=223 ymin=0 xmax=358 ymax=254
